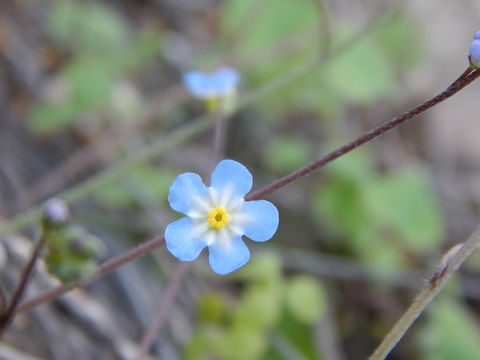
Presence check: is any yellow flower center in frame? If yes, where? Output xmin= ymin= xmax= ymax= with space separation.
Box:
xmin=207 ymin=207 xmax=230 ymax=230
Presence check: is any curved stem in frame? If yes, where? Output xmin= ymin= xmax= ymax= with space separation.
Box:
xmin=369 ymin=225 xmax=480 ymax=360
xmin=17 ymin=236 xmax=165 ymax=312
xmin=247 ymin=68 xmax=479 ymax=200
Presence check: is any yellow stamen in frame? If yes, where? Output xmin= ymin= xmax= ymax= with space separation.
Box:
xmin=207 ymin=207 xmax=230 ymax=230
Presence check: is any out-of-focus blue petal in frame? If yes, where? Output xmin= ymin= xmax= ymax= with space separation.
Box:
xmin=168 ymin=172 xmax=208 ymax=214
xmin=470 ymin=39 xmax=480 ymax=68
xmin=243 ymin=200 xmax=279 ymax=242
xmin=183 ymin=68 xmax=240 ymax=99
xmin=183 ymin=72 xmax=213 ymax=98
xmin=165 ymin=217 xmax=208 ymax=261
xmin=213 ymin=67 xmax=240 ymax=94
xmin=210 ymin=159 xmax=252 ymax=199
xmin=208 ymin=237 xmax=250 ymax=275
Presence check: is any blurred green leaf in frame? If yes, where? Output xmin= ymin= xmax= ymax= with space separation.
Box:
xmin=30 ymin=102 xmax=79 ymax=134
xmin=30 ymin=58 xmax=116 ymax=134
xmin=374 ymin=16 xmax=423 ymax=70
xmin=95 ymin=166 xmax=176 ymax=208
xmin=313 ymin=148 xmax=442 ymax=268
xmin=365 ymin=169 xmax=443 ymax=254
xmin=278 ymin=312 xmax=319 ymax=360
xmin=50 ymin=1 xmax=129 ymax=54
xmin=286 ymin=276 xmax=326 ymax=324
xmin=45 ymin=225 xmax=102 ymax=283
xmin=419 ymin=298 xmax=480 ymax=360
xmin=213 ymin=328 xmax=267 ymax=360
xmin=222 ymin=0 xmax=318 ymax=55
xmin=324 ymin=30 xmax=394 ymax=104
xmin=197 ymin=293 xmax=227 ymax=325
xmin=184 ymin=332 xmax=208 ymax=360
xmin=236 ymin=252 xmax=283 ymax=283
xmin=233 ymin=287 xmax=282 ymax=331
xmin=264 ymin=136 xmax=312 ymax=173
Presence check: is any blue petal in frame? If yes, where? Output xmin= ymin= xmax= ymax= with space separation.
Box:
xmin=165 ymin=217 xmax=208 ymax=261
xmin=243 ymin=200 xmax=279 ymax=242
xmin=168 ymin=172 xmax=208 ymax=214
xmin=213 ymin=67 xmax=240 ymax=93
xmin=470 ymin=40 xmax=480 ymax=67
xmin=183 ymin=72 xmax=212 ymax=98
xmin=210 ymin=160 xmax=252 ymax=199
xmin=208 ymin=237 xmax=250 ymax=275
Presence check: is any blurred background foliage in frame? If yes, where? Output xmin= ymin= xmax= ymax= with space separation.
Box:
xmin=1 ymin=0 xmax=480 ymax=359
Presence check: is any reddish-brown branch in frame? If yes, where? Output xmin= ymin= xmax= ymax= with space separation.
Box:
xmin=17 ymin=235 xmax=165 ymax=312
xmin=0 ymin=234 xmax=47 ymax=334
xmin=246 ymin=67 xmax=480 ymax=201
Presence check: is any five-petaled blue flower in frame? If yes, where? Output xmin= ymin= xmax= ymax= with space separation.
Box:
xmin=183 ymin=67 xmax=240 ymax=100
xmin=165 ymin=160 xmax=279 ymax=275
xmin=469 ymin=31 xmax=480 ymax=68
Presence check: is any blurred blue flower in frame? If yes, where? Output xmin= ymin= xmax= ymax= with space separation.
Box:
xmin=165 ymin=159 xmax=279 ymax=275
xmin=183 ymin=67 xmax=240 ymax=99
xmin=469 ymin=31 xmax=480 ymax=68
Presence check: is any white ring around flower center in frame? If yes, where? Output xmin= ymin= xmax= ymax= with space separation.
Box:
xmin=187 ymin=187 xmax=250 ymax=246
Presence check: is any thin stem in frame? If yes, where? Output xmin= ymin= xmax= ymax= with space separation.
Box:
xmin=136 ymin=91 xmax=230 ymax=360
xmin=210 ymin=112 xmax=226 ymax=172
xmin=17 ymin=235 xmax=165 ymax=312
xmin=246 ymin=67 xmax=480 ymax=201
xmin=369 ymin=225 xmax=480 ymax=360
xmin=0 ymin=233 xmax=48 ymax=334
xmin=134 ymin=262 xmax=190 ymax=360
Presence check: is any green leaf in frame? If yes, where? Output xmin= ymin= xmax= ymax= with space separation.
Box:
xmin=374 ymin=15 xmax=423 ymax=70
xmin=30 ymin=102 xmax=79 ymax=134
xmin=236 ymin=252 xmax=283 ymax=283
xmin=197 ymin=293 xmax=227 ymax=324
xmin=278 ymin=311 xmax=319 ymax=359
xmin=365 ymin=169 xmax=443 ymax=254
xmin=212 ymin=328 xmax=267 ymax=360
xmin=64 ymin=58 xmax=116 ymax=109
xmin=324 ymin=29 xmax=394 ymax=104
xmin=419 ymin=298 xmax=480 ymax=360
xmin=222 ymin=0 xmax=318 ymax=55
xmin=233 ymin=287 xmax=282 ymax=331
xmin=264 ymin=136 xmax=312 ymax=173
xmin=95 ymin=166 xmax=176 ymax=208
xmin=285 ymin=276 xmax=326 ymax=324
xmin=50 ymin=1 xmax=130 ymax=54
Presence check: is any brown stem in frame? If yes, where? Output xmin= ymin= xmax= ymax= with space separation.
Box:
xmin=134 ymin=262 xmax=190 ymax=360
xmin=0 ymin=233 xmax=47 ymax=334
xmin=17 ymin=235 xmax=165 ymax=312
xmin=246 ymin=67 xmax=479 ymax=201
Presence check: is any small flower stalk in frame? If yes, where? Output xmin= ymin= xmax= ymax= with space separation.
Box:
xmin=165 ymin=160 xmax=279 ymax=275
xmin=183 ymin=67 xmax=240 ymax=115
xmin=469 ymin=31 xmax=480 ymax=69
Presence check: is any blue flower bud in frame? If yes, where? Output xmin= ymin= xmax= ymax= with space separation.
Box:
xmin=469 ymin=31 xmax=480 ymax=68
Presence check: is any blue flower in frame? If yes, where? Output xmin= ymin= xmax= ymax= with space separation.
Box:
xmin=165 ymin=160 xmax=279 ymax=275
xmin=183 ymin=67 xmax=240 ymax=99
xmin=469 ymin=31 xmax=480 ymax=68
